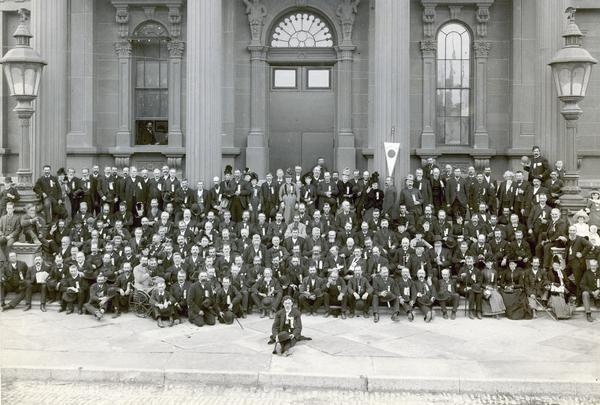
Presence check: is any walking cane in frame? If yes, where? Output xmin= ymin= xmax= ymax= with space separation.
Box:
xmin=533 ymin=296 xmax=557 ymax=321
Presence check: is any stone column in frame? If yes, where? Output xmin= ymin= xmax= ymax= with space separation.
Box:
xmin=372 ymin=0 xmax=410 ymax=185
xmin=246 ymin=45 xmax=269 ymax=178
xmin=167 ymin=40 xmax=184 ymax=147
xmin=473 ymin=39 xmax=490 ymax=149
xmin=186 ymin=0 xmax=223 ymax=184
xmin=67 ymin=0 xmax=94 ymax=149
xmin=419 ymin=4 xmax=436 ymax=153
xmin=31 ymin=0 xmax=68 ymax=176
xmin=473 ymin=4 xmax=491 ymax=150
xmin=535 ymin=0 xmax=567 ymax=164
xmin=113 ymin=5 xmax=132 ymax=148
xmin=335 ymin=46 xmax=357 ymax=173
xmin=114 ymin=40 xmax=133 ymax=147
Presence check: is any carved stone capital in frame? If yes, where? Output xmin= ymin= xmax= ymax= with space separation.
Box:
xmin=474 ymin=40 xmax=491 ymax=57
xmin=336 ymin=0 xmax=360 ymax=45
xmin=115 ymin=5 xmax=129 ymax=38
xmin=167 ymin=40 xmax=185 ymax=58
xmin=168 ymin=6 xmax=182 ymax=38
xmin=166 ymin=155 xmax=183 ymax=172
xmin=248 ymin=45 xmax=268 ymax=61
xmin=422 ymin=5 xmax=436 ymax=38
xmin=244 ymin=0 xmax=268 ymax=44
xmin=473 ymin=157 xmax=491 ymax=172
xmin=114 ymin=40 xmax=132 ymax=58
xmin=420 ymin=39 xmax=437 ymax=58
xmin=476 ymin=5 xmax=490 ymax=37
xmin=335 ymin=45 xmax=356 ymax=61
xmin=114 ymin=155 xmax=131 ymax=170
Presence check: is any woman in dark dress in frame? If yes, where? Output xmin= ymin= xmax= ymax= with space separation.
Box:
xmin=499 ymin=259 xmax=532 ymax=320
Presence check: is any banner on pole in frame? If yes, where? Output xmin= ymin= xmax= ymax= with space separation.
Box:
xmin=384 ymin=142 xmax=400 ymax=176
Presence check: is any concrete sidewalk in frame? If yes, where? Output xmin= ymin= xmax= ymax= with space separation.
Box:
xmin=1 ymin=307 xmax=599 ymax=396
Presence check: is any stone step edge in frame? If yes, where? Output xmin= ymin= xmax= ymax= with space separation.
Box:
xmin=9 ymin=296 xmax=600 ymax=314
xmin=1 ymin=366 xmax=598 ymax=396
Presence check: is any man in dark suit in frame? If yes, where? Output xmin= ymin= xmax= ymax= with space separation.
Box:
xmin=24 ymin=255 xmax=51 ymax=312
xmin=227 ymin=170 xmax=250 ymax=223
xmin=261 ymin=173 xmax=279 ymax=222
xmin=524 ymin=257 xmax=549 ymax=318
xmin=298 ymin=265 xmax=323 ymax=315
xmin=564 ymin=225 xmax=592 ymax=304
xmin=0 ymin=202 xmax=20 ymax=261
xmin=445 ymin=168 xmax=468 ymax=220
xmin=251 ymin=268 xmax=282 ymax=318
xmin=436 ymin=268 xmax=460 ymax=319
xmin=216 ymin=276 xmax=242 ymax=323
xmin=169 ymin=268 xmax=191 ymax=321
xmin=33 ymin=165 xmax=62 ymax=223
xmin=581 ymin=259 xmax=600 ymax=322
xmin=269 ymin=295 xmax=303 ymax=356
xmin=523 ymin=145 xmax=550 ymax=184
xmin=371 ymin=267 xmax=400 ymax=322
xmin=0 ymin=252 xmax=28 ymax=310
xmin=188 ymin=270 xmax=218 ymax=327
xmin=84 ymin=272 xmax=113 ymax=320
xmin=537 ymin=208 xmax=568 ymax=268
xmin=459 ymin=256 xmax=483 ymax=319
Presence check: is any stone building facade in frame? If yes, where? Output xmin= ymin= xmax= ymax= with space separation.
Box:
xmin=0 ymin=0 xmax=599 ymax=188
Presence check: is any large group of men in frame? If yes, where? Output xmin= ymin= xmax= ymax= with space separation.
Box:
xmin=0 ymin=146 xmax=599 ymax=331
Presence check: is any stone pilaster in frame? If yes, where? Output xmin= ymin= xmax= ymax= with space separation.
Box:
xmin=167 ymin=40 xmax=184 ymax=147
xmin=186 ymin=0 xmax=223 ymax=184
xmin=67 ymin=0 xmax=94 ymax=149
xmin=420 ymin=38 xmax=436 ymax=152
xmin=246 ymin=45 xmax=269 ymax=178
xmin=473 ymin=4 xmax=492 ymax=151
xmin=31 ymin=0 xmax=68 ymax=176
xmin=473 ymin=39 xmax=491 ymax=149
xmin=372 ymin=0 xmax=410 ymax=185
xmin=114 ymin=40 xmax=133 ymax=147
xmin=335 ymin=46 xmax=357 ymax=173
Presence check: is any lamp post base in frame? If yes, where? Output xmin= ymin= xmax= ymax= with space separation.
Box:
xmin=559 ymin=172 xmax=586 ymax=217
xmin=14 ymin=173 xmax=39 ymax=214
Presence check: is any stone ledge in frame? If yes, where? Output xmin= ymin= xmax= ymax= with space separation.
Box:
xmin=2 ymin=367 xmax=598 ymax=396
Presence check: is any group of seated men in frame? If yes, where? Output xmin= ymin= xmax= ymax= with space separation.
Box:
xmin=0 ymin=146 xmax=599 ymax=328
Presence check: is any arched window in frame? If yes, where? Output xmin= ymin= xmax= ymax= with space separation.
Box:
xmin=271 ymin=12 xmax=334 ymax=48
xmin=132 ymin=21 xmax=169 ymax=145
xmin=436 ymin=23 xmax=471 ymax=145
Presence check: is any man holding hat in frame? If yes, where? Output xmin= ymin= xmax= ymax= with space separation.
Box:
xmin=216 ymin=276 xmax=242 ymax=323
xmin=149 ymin=277 xmax=175 ymax=327
xmin=59 ymin=264 xmax=85 ymax=314
xmin=346 ymin=266 xmax=373 ymax=318
xmin=84 ymin=272 xmax=113 ymax=320
xmin=188 ymin=271 xmax=218 ymax=327
xmin=251 ymin=268 xmax=282 ymax=319
xmin=270 ymin=295 xmax=302 ymax=356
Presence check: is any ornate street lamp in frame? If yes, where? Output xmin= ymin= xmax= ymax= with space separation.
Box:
xmin=549 ymin=7 xmax=597 ymax=212
xmin=0 ymin=9 xmax=46 ymax=187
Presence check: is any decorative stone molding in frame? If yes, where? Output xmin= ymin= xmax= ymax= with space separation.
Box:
xmin=476 ymin=5 xmax=490 ymax=37
xmin=336 ymin=0 xmax=360 ymax=45
xmin=474 ymin=157 xmax=491 ymax=172
xmin=168 ymin=5 xmax=182 ymax=38
xmin=166 ymin=155 xmax=183 ymax=172
xmin=243 ymin=0 xmax=267 ymax=45
xmin=114 ymin=40 xmax=132 ymax=57
xmin=422 ymin=5 xmax=436 ymax=38
xmin=114 ymin=155 xmax=131 ymax=170
xmin=474 ymin=39 xmax=491 ymax=57
xmin=115 ymin=5 xmax=129 ymax=38
xmin=167 ymin=39 xmax=185 ymax=58
xmin=449 ymin=5 xmax=462 ymax=20
xmin=143 ymin=6 xmax=155 ymax=19
xmin=420 ymin=39 xmax=437 ymax=57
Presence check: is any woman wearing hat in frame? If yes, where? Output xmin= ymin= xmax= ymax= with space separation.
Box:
xmin=585 ymin=189 xmax=600 ymax=228
xmin=481 ymin=257 xmax=505 ymax=319
xmin=547 ymin=256 xmax=575 ymax=319
xmin=278 ymin=171 xmax=298 ymax=224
